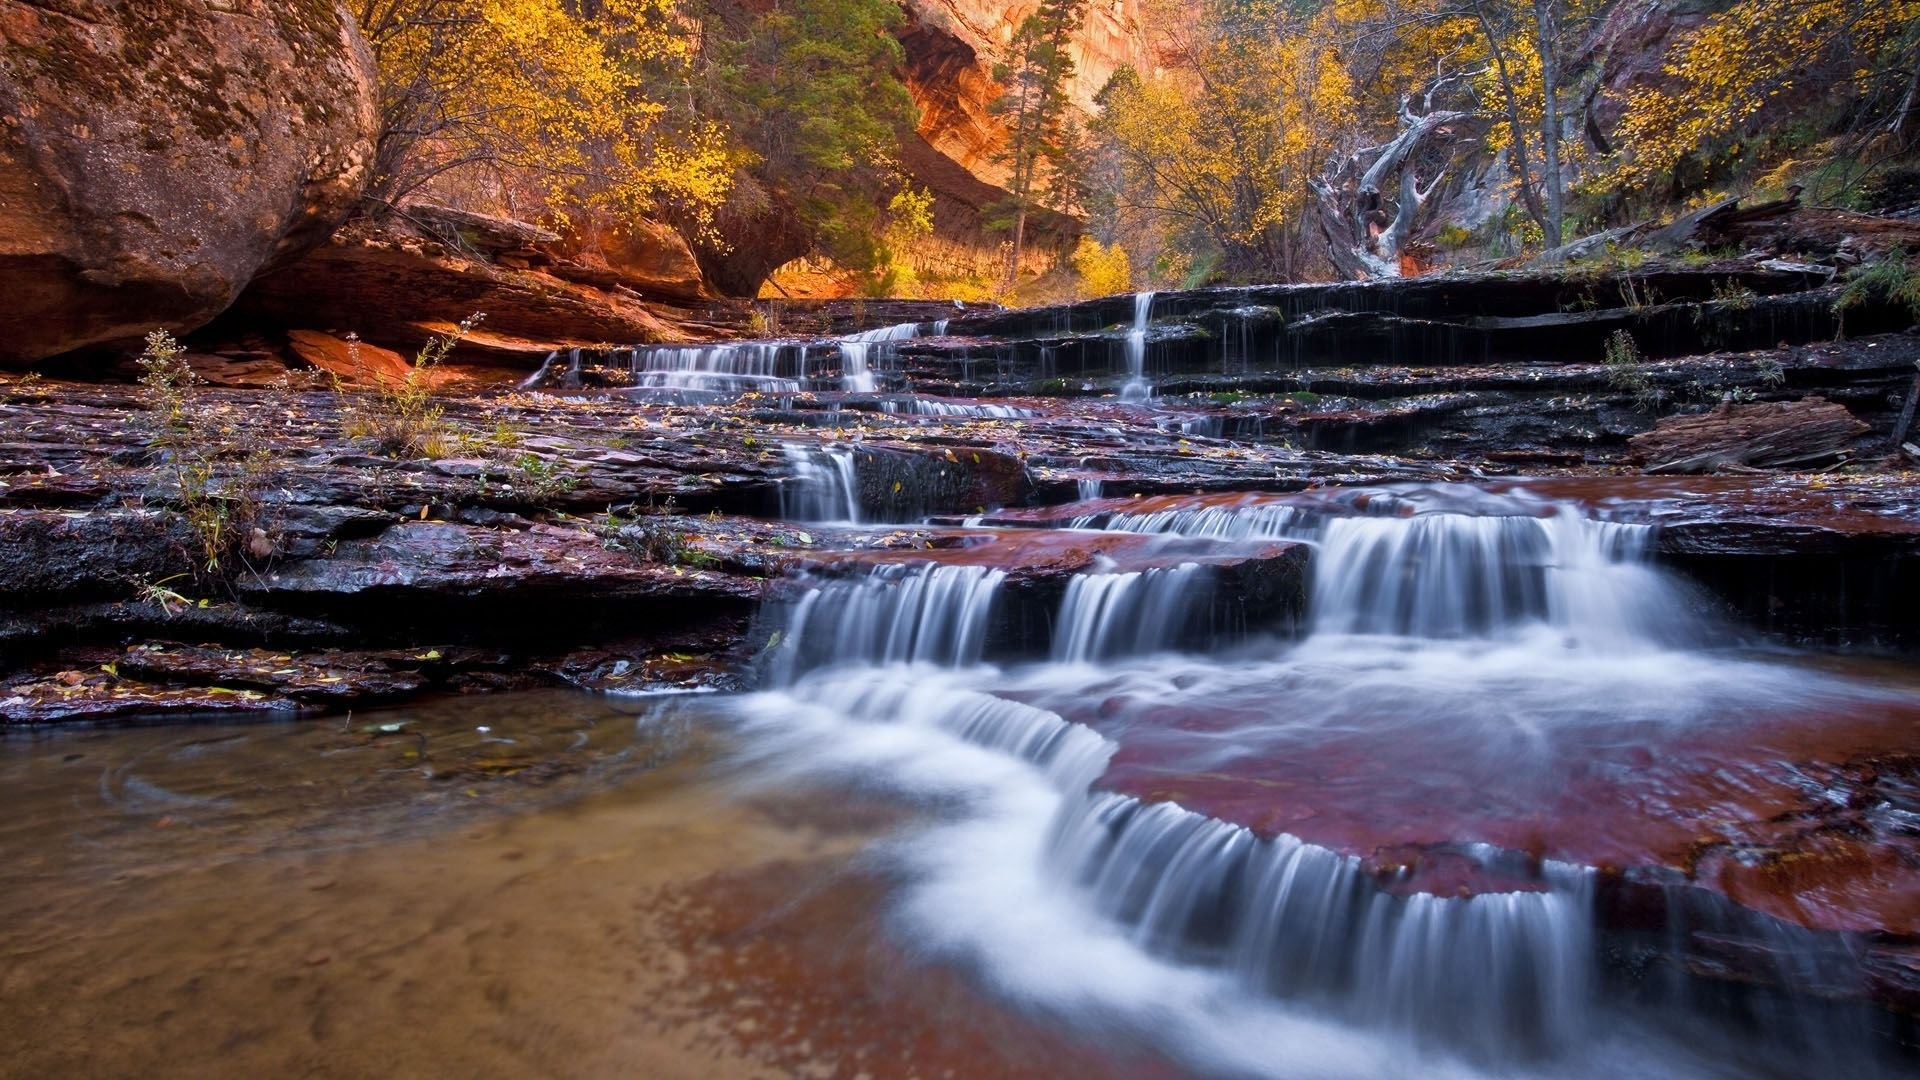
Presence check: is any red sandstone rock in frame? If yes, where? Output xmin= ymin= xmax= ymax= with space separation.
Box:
xmin=234 ymin=219 xmax=687 ymax=363
xmin=0 ymin=0 xmax=378 ymax=364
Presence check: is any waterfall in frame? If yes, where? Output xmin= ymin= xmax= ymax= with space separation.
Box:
xmin=893 ymin=398 xmax=1033 ymax=419
xmin=1052 ymin=563 xmax=1211 ymax=662
xmin=839 ymin=321 xmax=924 ymax=392
xmin=519 ymin=350 xmax=562 ymax=390
xmin=763 ymin=563 xmax=1006 ymax=682
xmin=737 ymin=474 xmax=1893 ymax=1074
xmin=1048 ymin=791 xmax=1594 ymax=1056
xmin=779 ymin=443 xmax=862 ymax=523
xmin=628 ymin=343 xmax=802 ymax=394
xmin=1077 ymin=501 xmax=1309 ymax=541
xmin=1120 ymin=291 xmax=1155 ymax=403
xmin=1308 ymin=510 xmax=1695 ymax=647
xmin=1075 ymin=478 xmax=1103 ymax=501
xmin=776 ymin=672 xmax=1112 ymax=788
xmin=1079 ymin=488 xmax=1700 ymax=651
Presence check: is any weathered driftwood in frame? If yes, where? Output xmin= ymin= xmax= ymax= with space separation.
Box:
xmin=398 ymin=201 xmax=561 ymax=255
xmin=1630 ymin=397 xmax=1870 ymax=474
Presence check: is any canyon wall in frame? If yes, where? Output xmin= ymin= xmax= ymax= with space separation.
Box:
xmin=894 ymin=0 xmax=1155 ymax=271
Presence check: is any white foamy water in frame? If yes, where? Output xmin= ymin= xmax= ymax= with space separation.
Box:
xmin=726 ymin=483 xmax=1911 ymax=1077
xmin=1120 ymin=291 xmax=1155 ymax=403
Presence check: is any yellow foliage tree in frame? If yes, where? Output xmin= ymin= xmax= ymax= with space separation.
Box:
xmin=356 ymin=0 xmax=733 ymax=232
xmin=868 ymin=186 xmax=936 ymax=296
xmin=1070 ymin=235 xmax=1131 ymax=298
xmin=1613 ymin=0 xmax=1920 ymax=192
xmin=1090 ymin=0 xmax=1357 ymax=280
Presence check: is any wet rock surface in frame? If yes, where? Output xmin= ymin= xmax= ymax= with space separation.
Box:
xmin=0 ymin=374 xmax=1420 ymax=720
xmin=7 ymin=259 xmax=1920 ymax=1048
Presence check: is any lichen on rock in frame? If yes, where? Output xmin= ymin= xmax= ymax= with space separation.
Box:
xmin=0 ymin=0 xmax=379 ymax=365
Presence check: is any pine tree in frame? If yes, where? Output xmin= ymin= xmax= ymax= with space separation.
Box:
xmin=989 ymin=0 xmax=1087 ymax=284
xmin=680 ymin=0 xmax=918 ymax=294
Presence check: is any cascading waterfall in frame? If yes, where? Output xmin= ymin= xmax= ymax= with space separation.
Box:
xmin=1075 ymin=501 xmax=1310 ymax=542
xmin=628 ymin=343 xmax=803 ymax=394
xmin=742 ymin=479 xmax=1892 ymax=1074
xmin=886 ymin=398 xmax=1033 ymax=419
xmin=1082 ymin=493 xmax=1700 ymax=650
xmin=779 ymin=443 xmax=862 ymax=523
xmin=762 ymin=562 xmax=1006 ymax=682
xmin=839 ymin=321 xmax=924 ymax=392
xmin=1052 ymin=562 xmax=1211 ymax=661
xmin=1307 ymin=511 xmax=1690 ymax=645
xmin=772 ymin=671 xmax=1112 ymax=788
xmin=1048 ymin=791 xmax=1594 ymax=1056
xmin=1120 ymin=291 xmax=1156 ymax=402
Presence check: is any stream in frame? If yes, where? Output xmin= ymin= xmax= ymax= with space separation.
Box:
xmin=5 ymin=472 xmax=1917 ymax=1077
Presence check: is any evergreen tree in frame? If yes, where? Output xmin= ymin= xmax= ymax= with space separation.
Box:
xmin=682 ymin=0 xmax=918 ymax=294
xmin=989 ymin=0 xmax=1087 ymax=283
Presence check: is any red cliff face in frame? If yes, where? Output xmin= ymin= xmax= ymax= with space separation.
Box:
xmin=894 ymin=0 xmax=1152 ymax=259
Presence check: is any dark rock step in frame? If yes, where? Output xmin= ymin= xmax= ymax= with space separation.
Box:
xmin=764 ymin=530 xmax=1309 ymax=663
xmin=945 ymin=266 xmax=1831 ymax=336
xmin=899 ymin=288 xmax=1909 ymax=396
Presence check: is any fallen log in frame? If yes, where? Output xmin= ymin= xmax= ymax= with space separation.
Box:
xmin=1630 ymin=397 xmax=1870 ymax=474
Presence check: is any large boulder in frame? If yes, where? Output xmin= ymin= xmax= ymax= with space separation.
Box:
xmin=0 ymin=0 xmax=378 ymax=365
xmin=233 ymin=217 xmax=687 ymax=364
xmin=548 ymin=212 xmax=711 ymax=302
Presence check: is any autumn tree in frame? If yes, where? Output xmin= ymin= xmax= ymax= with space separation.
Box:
xmin=679 ymin=0 xmax=919 ymax=295
xmin=1612 ymin=0 xmax=1920 ymax=200
xmin=355 ymin=0 xmax=731 ymax=230
xmin=1089 ymin=0 xmax=1357 ymax=281
xmin=1070 ymin=234 xmax=1131 ymax=297
xmin=988 ymin=0 xmax=1088 ymax=283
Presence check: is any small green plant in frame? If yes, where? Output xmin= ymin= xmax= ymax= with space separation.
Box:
xmin=606 ymin=513 xmax=689 ymax=564
xmin=1711 ymin=279 xmax=1758 ymax=309
xmin=338 ymin=314 xmax=483 ymax=457
xmin=1756 ymin=357 xmax=1787 ymax=387
xmin=1604 ymin=329 xmax=1664 ymax=413
xmin=1834 ymin=247 xmax=1920 ymax=336
xmin=1560 ymin=287 xmax=1599 ymax=313
xmin=137 ymin=331 xmax=275 ymax=577
xmin=1617 ymin=275 xmax=1660 ymax=312
xmin=138 ymin=329 xmax=198 ymax=436
xmin=139 ymin=574 xmax=192 ymax=616
xmin=512 ymin=453 xmax=577 ymax=499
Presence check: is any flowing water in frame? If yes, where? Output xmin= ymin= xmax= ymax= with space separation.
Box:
xmin=838 ymin=321 xmax=926 ymax=392
xmin=6 ymin=480 xmax=1918 ymax=1077
xmin=1120 ymin=291 xmax=1156 ymax=402
xmin=627 ymin=342 xmax=806 ymax=394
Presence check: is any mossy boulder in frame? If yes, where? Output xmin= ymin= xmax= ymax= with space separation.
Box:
xmin=0 ymin=0 xmax=378 ymax=365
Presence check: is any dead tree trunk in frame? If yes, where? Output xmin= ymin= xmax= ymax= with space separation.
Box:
xmin=1311 ymin=107 xmax=1472 ymax=279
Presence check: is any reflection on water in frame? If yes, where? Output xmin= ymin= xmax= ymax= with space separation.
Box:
xmin=0 ymin=691 xmax=1161 ymax=1079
